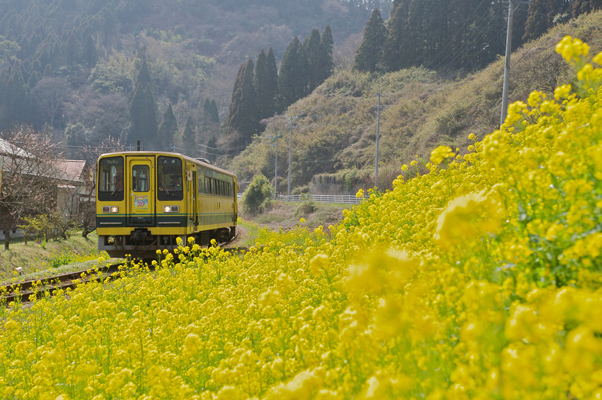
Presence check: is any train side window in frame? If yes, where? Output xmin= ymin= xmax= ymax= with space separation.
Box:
xmin=198 ymin=177 xmax=204 ymax=194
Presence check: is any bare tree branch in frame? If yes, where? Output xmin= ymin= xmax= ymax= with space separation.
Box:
xmin=30 ymin=77 xmax=71 ymax=128
xmin=0 ymin=126 xmax=64 ymax=249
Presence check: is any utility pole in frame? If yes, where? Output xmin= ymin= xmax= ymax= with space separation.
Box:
xmin=500 ymin=0 xmax=529 ymax=126
xmin=374 ymin=93 xmax=388 ymax=190
xmin=500 ymin=0 xmax=514 ymax=126
xmin=287 ymin=116 xmax=298 ymax=198
xmin=266 ymin=133 xmax=283 ymax=199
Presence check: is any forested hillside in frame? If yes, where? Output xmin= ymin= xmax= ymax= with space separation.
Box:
xmin=0 ymin=0 xmax=385 ymax=152
xmin=229 ymin=11 xmax=602 ymax=193
xmin=1 ymin=0 xmax=600 ymax=180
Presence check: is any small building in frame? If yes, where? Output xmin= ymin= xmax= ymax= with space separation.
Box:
xmin=0 ymin=138 xmax=91 ymax=240
xmin=52 ymin=159 xmax=94 ymax=222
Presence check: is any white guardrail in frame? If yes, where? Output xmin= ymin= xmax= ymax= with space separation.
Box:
xmin=276 ymin=194 xmax=365 ymax=205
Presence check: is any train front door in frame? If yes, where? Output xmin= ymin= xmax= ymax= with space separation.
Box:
xmin=127 ymin=157 xmax=155 ymax=226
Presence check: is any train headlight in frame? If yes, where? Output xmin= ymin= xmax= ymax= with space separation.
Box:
xmin=102 ymin=206 xmax=119 ymax=213
xmin=163 ymin=205 xmax=180 ymax=213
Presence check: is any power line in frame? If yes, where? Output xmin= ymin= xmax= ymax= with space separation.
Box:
xmin=197 ymin=142 xmax=247 ymax=150
xmin=197 ymin=149 xmax=224 ymax=157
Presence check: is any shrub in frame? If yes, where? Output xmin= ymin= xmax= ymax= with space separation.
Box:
xmin=241 ymin=173 xmax=274 ymax=215
xmin=294 ymin=193 xmax=317 ymax=216
xmin=20 ymin=212 xmax=76 ymax=242
xmin=21 ymin=214 xmax=53 ymax=243
xmin=291 ymin=185 xmax=310 ymax=195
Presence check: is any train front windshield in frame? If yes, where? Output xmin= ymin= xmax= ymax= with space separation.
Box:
xmin=98 ymin=156 xmax=124 ymax=201
xmin=157 ymin=156 xmax=183 ymax=201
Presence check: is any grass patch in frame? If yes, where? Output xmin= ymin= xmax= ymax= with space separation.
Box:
xmin=240 ymin=201 xmax=351 ymax=246
xmin=0 ymin=232 xmax=113 ymax=283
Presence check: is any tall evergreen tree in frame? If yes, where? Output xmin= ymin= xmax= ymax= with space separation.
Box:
xmin=423 ymin=0 xmax=449 ymax=68
xmin=158 ymin=103 xmax=178 ymax=150
xmin=182 ymin=116 xmax=196 ymax=156
xmin=354 ymin=8 xmax=387 ymax=73
xmin=315 ymin=26 xmax=334 ymax=86
xmin=128 ymin=83 xmax=157 ymax=147
xmin=203 ymin=98 xmax=220 ymax=125
xmin=402 ymin=0 xmax=425 ymax=67
xmin=135 ymin=59 xmax=152 ymax=92
xmin=226 ymin=59 xmax=259 ymax=146
xmin=0 ymin=65 xmax=28 ymax=130
xmin=128 ymin=60 xmax=157 ymax=147
xmin=82 ymin=34 xmax=98 ymax=68
xmin=205 ymin=135 xmax=218 ymax=164
xmin=304 ymin=28 xmax=322 ymax=92
xmin=210 ymin=100 xmax=220 ymax=124
xmin=65 ymin=32 xmax=79 ymax=65
xmin=382 ymin=0 xmax=408 ymax=72
xmin=278 ymin=36 xmax=305 ymax=112
xmin=255 ymin=48 xmax=278 ymax=125
xmin=255 ymin=49 xmax=268 ymax=124
xmin=202 ymin=98 xmax=212 ymax=125
xmin=523 ymin=0 xmax=549 ymax=42
xmin=43 ymin=64 xmax=53 ymax=77
xmin=27 ymin=70 xmax=41 ymax=90
xmin=571 ymin=0 xmax=594 ymax=16
xmin=298 ymin=36 xmax=312 ymax=97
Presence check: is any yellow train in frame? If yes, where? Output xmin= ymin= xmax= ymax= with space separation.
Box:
xmin=96 ymin=151 xmax=238 ymax=258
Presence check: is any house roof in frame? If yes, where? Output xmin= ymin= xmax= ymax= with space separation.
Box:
xmin=0 ymin=139 xmax=85 ymax=185
xmin=52 ymin=160 xmax=87 ymax=182
xmin=0 ymin=138 xmax=34 ymax=159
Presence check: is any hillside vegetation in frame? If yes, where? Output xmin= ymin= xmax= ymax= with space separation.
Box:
xmin=230 ymin=11 xmax=602 ymax=193
xmin=1 ymin=34 xmax=602 ymax=399
xmin=0 ymin=0 xmax=380 ymax=151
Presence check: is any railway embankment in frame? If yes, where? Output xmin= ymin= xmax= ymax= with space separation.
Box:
xmin=0 ymin=232 xmax=106 ymax=283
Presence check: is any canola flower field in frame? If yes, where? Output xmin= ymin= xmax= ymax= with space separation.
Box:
xmin=1 ymin=36 xmax=602 ymax=399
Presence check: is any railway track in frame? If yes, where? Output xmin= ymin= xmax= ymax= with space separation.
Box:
xmin=0 ymin=262 xmax=127 ymax=305
xmin=1 ymin=235 xmax=244 ymax=305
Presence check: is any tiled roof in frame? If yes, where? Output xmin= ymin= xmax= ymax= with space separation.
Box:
xmin=0 ymin=140 xmax=85 ymax=184
xmin=0 ymin=138 xmax=34 ymax=159
xmin=52 ymin=160 xmax=87 ymax=182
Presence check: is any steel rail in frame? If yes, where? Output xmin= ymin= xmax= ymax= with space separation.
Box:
xmin=0 ymin=262 xmax=126 ymax=305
